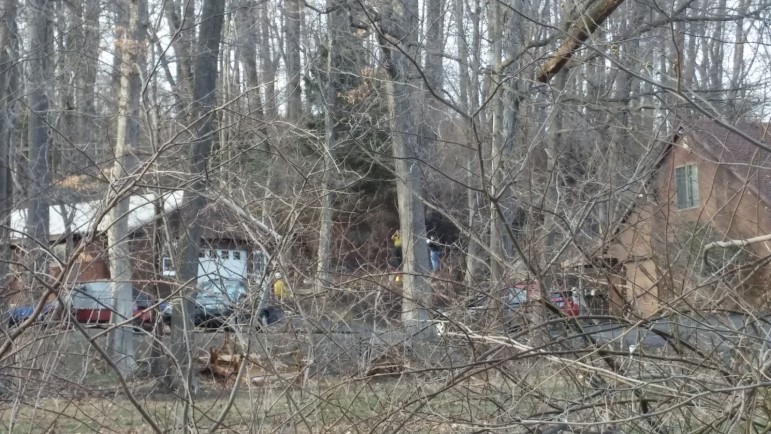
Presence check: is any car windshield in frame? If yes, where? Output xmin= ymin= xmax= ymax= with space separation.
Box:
xmin=505 ymin=287 xmax=528 ymax=306
xmin=195 ymin=293 xmax=225 ymax=305
xmin=198 ymin=280 xmax=247 ymax=301
xmin=134 ymin=292 xmax=152 ymax=307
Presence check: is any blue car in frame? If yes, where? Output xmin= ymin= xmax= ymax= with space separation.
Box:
xmin=7 ymin=302 xmax=58 ymax=328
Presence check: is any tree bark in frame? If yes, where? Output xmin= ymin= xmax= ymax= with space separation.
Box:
xmin=170 ymin=0 xmax=225 ymax=397
xmin=0 ymin=0 xmax=17 ymax=301
xmin=26 ymin=0 xmax=53 ymax=288
xmin=536 ymin=0 xmax=626 ymax=83
xmin=164 ymin=0 xmax=195 ymax=115
xmin=259 ymin=2 xmax=278 ymax=123
xmin=259 ymin=1 xmax=279 ymax=222
xmin=284 ymin=0 xmax=302 ymax=122
xmin=315 ymin=0 xmax=347 ymax=292
xmin=63 ymin=0 xmax=100 ymax=164
xmin=424 ymin=0 xmax=444 ymax=94
xmin=107 ymin=0 xmax=146 ymax=377
xmin=380 ymin=0 xmax=432 ymax=325
xmin=235 ymin=1 xmax=265 ymax=127
xmin=455 ymin=0 xmax=483 ymax=286
xmin=420 ymin=0 xmax=444 ymax=154
xmin=489 ymin=0 xmax=523 ymax=284
xmin=727 ymin=0 xmax=747 ymax=110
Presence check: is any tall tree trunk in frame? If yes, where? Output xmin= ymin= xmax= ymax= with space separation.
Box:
xmin=259 ymin=2 xmax=278 ymax=123
xmin=488 ymin=0 xmax=522 ymax=284
xmin=107 ymin=0 xmax=146 ymax=377
xmin=542 ymin=68 xmax=567 ymax=262
xmin=727 ymin=0 xmax=747 ymax=112
xmin=455 ymin=0 xmax=481 ymax=286
xmin=235 ymin=1 xmax=265 ymax=129
xmin=171 ymin=0 xmax=225 ymax=398
xmin=380 ymin=0 xmax=432 ymax=325
xmin=420 ymin=0 xmax=444 ymax=152
xmin=77 ymin=0 xmax=100 ymax=152
xmin=259 ymin=1 xmax=279 ymax=221
xmin=61 ymin=0 xmax=99 ymax=171
xmin=26 ymin=0 xmax=53 ymax=289
xmin=424 ymin=0 xmax=444 ymax=94
xmin=165 ymin=0 xmax=195 ymax=115
xmin=284 ymin=0 xmax=302 ymax=122
xmin=316 ymin=0 xmax=346 ymax=292
xmin=0 ymin=0 xmax=17 ymax=301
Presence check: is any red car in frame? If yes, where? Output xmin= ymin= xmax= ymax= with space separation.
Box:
xmin=505 ymin=281 xmax=582 ymax=316
xmin=71 ymin=281 xmax=156 ymax=330
xmin=548 ymin=291 xmax=580 ymax=316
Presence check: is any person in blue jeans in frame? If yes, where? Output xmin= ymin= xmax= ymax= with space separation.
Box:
xmin=428 ymin=235 xmax=440 ymax=272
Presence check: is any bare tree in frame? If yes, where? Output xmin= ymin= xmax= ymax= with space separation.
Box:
xmin=170 ymin=0 xmax=225 ymax=396
xmin=107 ymin=0 xmax=146 ymax=378
xmin=315 ymin=0 xmax=346 ymax=292
xmin=25 ymin=0 xmax=53 ymax=288
xmin=4 ymin=1 xmax=771 ymax=433
xmin=164 ymin=0 xmax=195 ymax=114
xmin=487 ymin=0 xmax=524 ymax=283
xmin=284 ymin=0 xmax=303 ymax=123
xmin=378 ymin=0 xmax=432 ymax=324
xmin=0 ymin=0 xmax=17 ymax=298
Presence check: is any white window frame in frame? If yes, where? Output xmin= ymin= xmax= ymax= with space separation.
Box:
xmin=161 ymin=256 xmax=175 ymax=276
xmin=675 ymin=164 xmax=699 ymax=210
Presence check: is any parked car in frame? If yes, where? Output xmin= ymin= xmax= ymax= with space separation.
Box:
xmin=466 ymin=282 xmax=581 ymax=331
xmin=70 ymin=281 xmax=157 ymax=330
xmin=547 ymin=291 xmax=580 ymax=316
xmin=162 ymin=279 xmax=249 ymax=329
xmin=7 ymin=301 xmax=58 ymax=328
xmin=132 ymin=291 xmax=157 ymax=330
xmin=7 ymin=284 xmax=157 ymax=330
xmin=197 ymin=279 xmax=248 ymax=328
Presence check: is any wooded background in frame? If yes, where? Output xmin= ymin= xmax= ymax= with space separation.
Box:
xmin=1 ymin=0 xmax=771 ymax=432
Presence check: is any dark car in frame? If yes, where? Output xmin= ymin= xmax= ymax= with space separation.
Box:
xmin=162 ymin=279 xmax=248 ymax=329
xmin=193 ymin=292 xmax=236 ymax=328
xmin=7 ymin=302 xmax=58 ymax=328
xmin=196 ymin=279 xmax=247 ymax=328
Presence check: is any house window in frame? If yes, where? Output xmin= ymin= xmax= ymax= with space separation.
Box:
xmin=220 ymin=250 xmax=229 ymax=260
xmin=253 ymin=251 xmax=267 ymax=278
xmin=161 ymin=256 xmax=175 ymax=276
xmin=233 ymin=251 xmax=241 ymax=260
xmin=675 ymin=164 xmax=699 ymax=209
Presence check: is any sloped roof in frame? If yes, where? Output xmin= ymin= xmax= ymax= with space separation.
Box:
xmin=600 ymin=121 xmax=769 ymax=252
xmin=683 ymin=120 xmax=771 ymax=205
xmin=10 ymin=191 xmax=185 ymax=240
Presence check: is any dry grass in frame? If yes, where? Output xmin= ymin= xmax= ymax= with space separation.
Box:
xmin=0 ymin=375 xmax=505 ymax=433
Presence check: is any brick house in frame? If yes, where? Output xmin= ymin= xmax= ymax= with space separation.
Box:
xmin=8 ymin=191 xmax=271 ymax=300
xmin=607 ymin=121 xmax=771 ymax=316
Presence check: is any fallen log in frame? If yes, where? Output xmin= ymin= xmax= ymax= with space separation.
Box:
xmin=201 ymin=347 xmax=242 ymax=379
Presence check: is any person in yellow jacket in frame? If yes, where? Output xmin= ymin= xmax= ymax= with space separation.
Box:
xmin=272 ymin=272 xmax=292 ymax=301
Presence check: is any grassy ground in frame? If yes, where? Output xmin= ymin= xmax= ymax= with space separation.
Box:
xmin=0 ymin=376 xmax=503 ymax=433
xmin=0 ymin=326 xmax=486 ymax=432
xmin=1 ymin=318 xmax=751 ymax=433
